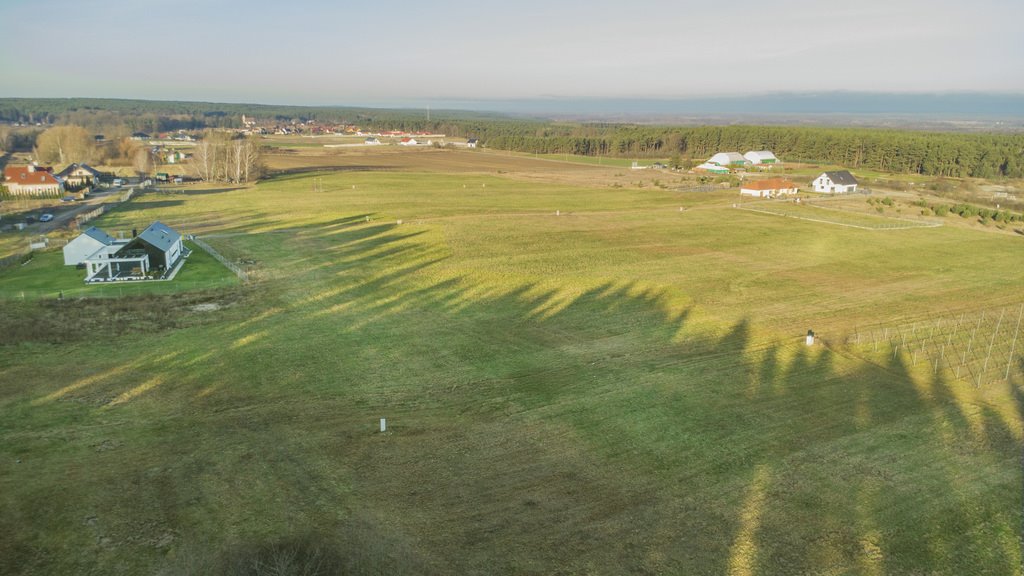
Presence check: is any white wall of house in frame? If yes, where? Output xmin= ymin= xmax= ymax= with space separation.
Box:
xmin=167 ymin=238 xmax=183 ymax=267
xmin=813 ymin=175 xmax=857 ymax=193
xmin=63 ymin=236 xmax=107 ymax=266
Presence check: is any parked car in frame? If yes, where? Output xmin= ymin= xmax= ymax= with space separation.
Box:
xmin=61 ymin=196 xmax=76 ymax=202
xmin=39 ymin=213 xmax=54 ymax=222
xmin=113 ymin=178 xmax=124 ymax=186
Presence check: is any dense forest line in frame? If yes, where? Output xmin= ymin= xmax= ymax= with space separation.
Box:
xmin=1 ymin=98 xmax=1022 ymax=178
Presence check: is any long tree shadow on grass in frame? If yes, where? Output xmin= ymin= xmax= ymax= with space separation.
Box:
xmin=3 ymin=219 xmax=1022 ymax=575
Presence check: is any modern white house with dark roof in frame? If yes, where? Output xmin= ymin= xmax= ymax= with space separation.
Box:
xmin=64 ymin=221 xmax=187 ymax=282
xmin=813 ymin=170 xmax=859 ymax=194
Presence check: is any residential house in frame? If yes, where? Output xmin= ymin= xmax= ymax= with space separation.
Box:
xmin=708 ymin=152 xmax=751 ymax=168
xmin=70 ymin=221 xmax=187 ymax=282
xmin=364 ymin=137 xmax=381 ymax=145
xmin=63 ymin=226 xmax=121 ymax=266
xmin=739 ymin=178 xmax=799 ymax=198
xmin=813 ymin=171 xmax=859 ymax=194
xmin=56 ymin=163 xmax=103 ymax=187
xmin=3 ymin=165 xmax=65 ymax=196
xmin=743 ymin=151 xmax=779 ymax=166
xmin=466 ymin=138 xmax=479 ymax=148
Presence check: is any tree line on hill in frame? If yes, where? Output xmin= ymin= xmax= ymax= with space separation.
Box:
xmin=1 ymin=98 xmax=1021 ymax=179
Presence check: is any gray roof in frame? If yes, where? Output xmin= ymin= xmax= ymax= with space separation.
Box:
xmin=823 ymin=170 xmax=858 ymax=186
xmin=82 ymin=226 xmax=117 ymax=245
xmin=56 ymin=163 xmax=102 ymax=179
xmin=137 ymin=221 xmax=182 ymax=252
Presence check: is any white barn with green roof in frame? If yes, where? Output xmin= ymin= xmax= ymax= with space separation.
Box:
xmin=744 ymin=151 xmax=779 ymax=166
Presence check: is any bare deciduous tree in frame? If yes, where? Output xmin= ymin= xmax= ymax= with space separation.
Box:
xmin=34 ymin=125 xmax=97 ymax=165
xmin=188 ymin=133 xmax=262 ymax=184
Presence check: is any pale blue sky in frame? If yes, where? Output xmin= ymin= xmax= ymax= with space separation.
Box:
xmin=1 ymin=0 xmax=1022 ymax=105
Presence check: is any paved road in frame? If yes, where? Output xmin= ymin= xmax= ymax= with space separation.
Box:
xmin=8 ymin=186 xmax=124 ymax=234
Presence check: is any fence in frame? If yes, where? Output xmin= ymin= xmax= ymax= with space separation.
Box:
xmin=673 ymin=184 xmax=722 ymax=193
xmin=846 ymin=304 xmax=1024 ymax=387
xmin=0 ymin=248 xmax=31 ymax=271
xmin=75 ymin=205 xmax=107 ymax=228
xmin=191 ymin=237 xmax=250 ymax=282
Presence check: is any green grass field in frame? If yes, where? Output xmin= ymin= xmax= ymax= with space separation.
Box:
xmin=1 ymin=160 xmax=1022 ymax=575
xmin=737 ymin=201 xmax=941 ymax=230
xmin=0 ymin=242 xmax=239 ymax=299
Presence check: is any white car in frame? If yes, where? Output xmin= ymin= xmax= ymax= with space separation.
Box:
xmin=39 ymin=213 xmax=54 ymax=222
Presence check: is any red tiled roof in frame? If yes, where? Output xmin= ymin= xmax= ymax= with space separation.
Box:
xmin=743 ymin=178 xmax=797 ymax=190
xmin=3 ymin=166 xmax=62 ymax=186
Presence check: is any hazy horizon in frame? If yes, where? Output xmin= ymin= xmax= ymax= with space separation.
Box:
xmin=2 ymin=0 xmax=1023 ymax=106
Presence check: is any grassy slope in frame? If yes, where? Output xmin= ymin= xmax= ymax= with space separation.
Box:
xmin=0 ymin=165 xmax=1022 ymax=575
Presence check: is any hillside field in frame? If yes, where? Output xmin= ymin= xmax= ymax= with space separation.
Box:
xmin=1 ymin=148 xmax=1022 ymax=575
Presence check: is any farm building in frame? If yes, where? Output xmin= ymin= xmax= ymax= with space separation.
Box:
xmin=694 ymin=162 xmax=731 ymax=174
xmin=69 ymin=221 xmax=187 ymax=282
xmin=164 ymin=150 xmax=189 ymax=164
xmin=399 ymin=138 xmax=418 ymax=146
xmin=743 ymin=151 xmax=779 ymax=166
xmin=56 ymin=163 xmax=103 ymax=187
xmin=3 ymin=165 xmax=65 ymax=196
xmin=466 ymin=138 xmax=479 ymax=148
xmin=364 ymin=137 xmax=381 ymax=145
xmin=813 ymin=171 xmax=859 ymax=194
xmin=708 ymin=152 xmax=750 ymax=167
xmin=739 ymin=178 xmax=799 ymax=198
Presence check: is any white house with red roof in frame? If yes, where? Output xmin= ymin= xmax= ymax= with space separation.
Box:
xmin=3 ymin=165 xmax=65 ymax=196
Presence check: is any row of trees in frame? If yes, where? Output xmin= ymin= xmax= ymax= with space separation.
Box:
xmin=473 ymin=125 xmax=1024 ymax=179
xmin=3 ymin=99 xmax=1021 ymax=179
xmin=190 ymin=134 xmax=262 ymax=184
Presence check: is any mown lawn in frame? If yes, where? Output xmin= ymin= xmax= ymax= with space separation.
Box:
xmin=0 ymin=161 xmax=1022 ymax=575
xmin=0 ymin=242 xmax=239 ymax=299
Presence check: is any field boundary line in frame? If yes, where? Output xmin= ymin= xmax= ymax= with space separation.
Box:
xmin=803 ymin=201 xmax=944 ymax=227
xmin=736 ymin=205 xmax=942 ymax=231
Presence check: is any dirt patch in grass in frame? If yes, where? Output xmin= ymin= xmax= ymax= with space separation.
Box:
xmin=0 ymin=287 xmax=253 ymax=345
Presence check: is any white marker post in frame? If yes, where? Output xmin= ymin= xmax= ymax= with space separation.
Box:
xmin=380 ymin=418 xmax=387 ymax=433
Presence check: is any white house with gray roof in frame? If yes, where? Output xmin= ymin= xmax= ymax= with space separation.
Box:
xmin=66 ymin=221 xmax=186 ymax=282
xmin=63 ymin=227 xmax=123 ymax=266
xmin=813 ymin=171 xmax=859 ymax=194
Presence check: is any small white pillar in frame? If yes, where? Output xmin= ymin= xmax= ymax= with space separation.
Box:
xmin=379 ymin=418 xmax=387 ymax=433
xmin=806 ymin=330 xmax=815 ymax=346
